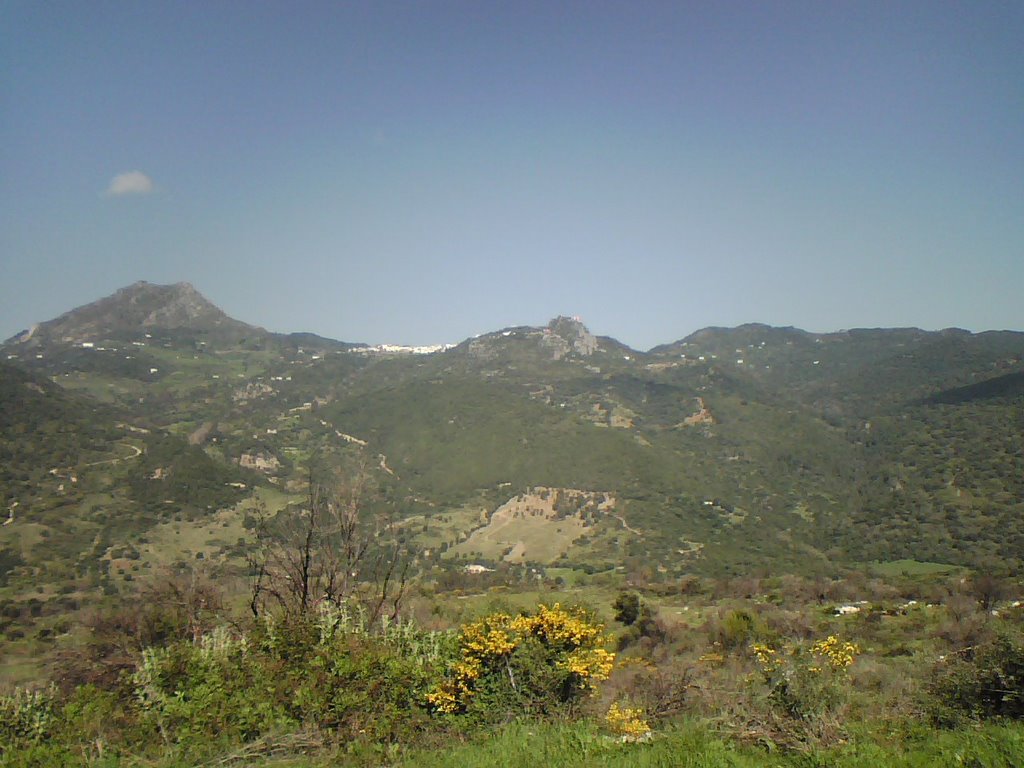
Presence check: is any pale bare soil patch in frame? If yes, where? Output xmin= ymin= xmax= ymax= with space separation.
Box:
xmin=450 ymin=488 xmax=615 ymax=564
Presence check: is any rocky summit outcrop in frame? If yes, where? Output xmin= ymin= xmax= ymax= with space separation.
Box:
xmin=541 ymin=316 xmax=599 ymax=360
xmin=462 ymin=315 xmax=603 ymax=363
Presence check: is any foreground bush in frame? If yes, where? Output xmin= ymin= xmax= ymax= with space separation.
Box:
xmin=132 ymin=605 xmax=451 ymax=754
xmin=929 ymin=625 xmax=1024 ymax=724
xmin=133 ymin=627 xmax=293 ymax=747
xmin=0 ymin=686 xmax=57 ymax=748
xmin=752 ymin=635 xmax=859 ymax=721
xmin=742 ymin=634 xmax=859 ymax=746
xmin=427 ymin=603 xmax=615 ymax=720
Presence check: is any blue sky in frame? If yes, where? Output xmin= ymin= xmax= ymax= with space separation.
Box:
xmin=2 ymin=1 xmax=1021 ymax=349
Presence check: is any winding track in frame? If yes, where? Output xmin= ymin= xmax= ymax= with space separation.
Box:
xmin=81 ymin=442 xmax=143 ymax=467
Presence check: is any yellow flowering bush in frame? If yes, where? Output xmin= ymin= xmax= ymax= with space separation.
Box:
xmin=752 ymin=643 xmax=781 ymax=672
xmin=605 ymin=701 xmax=652 ymax=741
xmin=564 ymin=647 xmax=616 ymax=679
xmin=427 ymin=604 xmax=615 ymax=718
xmin=751 ymin=635 xmax=859 ymax=722
xmin=810 ymin=635 xmax=859 ymax=670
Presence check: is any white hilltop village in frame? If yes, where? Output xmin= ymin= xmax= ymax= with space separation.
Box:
xmin=68 ymin=340 xmax=456 ymax=358
xmin=350 ymin=343 xmax=456 ymax=355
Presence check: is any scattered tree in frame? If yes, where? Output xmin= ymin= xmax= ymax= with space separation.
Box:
xmin=248 ymin=460 xmax=411 ymax=626
xmin=613 ymin=591 xmax=641 ymax=626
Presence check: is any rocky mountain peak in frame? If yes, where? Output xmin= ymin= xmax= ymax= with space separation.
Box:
xmin=4 ymin=281 xmax=262 ymax=347
xmin=542 ymin=316 xmax=598 ymax=359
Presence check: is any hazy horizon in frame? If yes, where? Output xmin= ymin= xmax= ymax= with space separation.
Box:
xmin=7 ymin=277 xmax=1023 ymax=353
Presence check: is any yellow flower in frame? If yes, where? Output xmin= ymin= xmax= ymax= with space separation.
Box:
xmin=606 ymin=701 xmax=651 ymax=739
xmin=427 ymin=603 xmax=616 ymax=714
xmin=512 ymin=604 xmax=605 ymax=647
xmin=810 ymin=635 xmax=859 ymax=670
xmin=752 ymin=643 xmax=781 ymax=672
xmin=425 ymin=685 xmax=461 ymax=714
xmin=562 ymin=647 xmax=616 ymax=683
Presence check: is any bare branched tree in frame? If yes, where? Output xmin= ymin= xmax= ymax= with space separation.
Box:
xmin=248 ymin=460 xmax=411 ymax=628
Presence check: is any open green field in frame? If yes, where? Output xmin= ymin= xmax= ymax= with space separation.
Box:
xmin=866 ymin=559 xmax=965 ymax=577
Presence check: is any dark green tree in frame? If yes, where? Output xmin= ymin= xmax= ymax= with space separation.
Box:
xmin=613 ymin=591 xmax=641 ymax=626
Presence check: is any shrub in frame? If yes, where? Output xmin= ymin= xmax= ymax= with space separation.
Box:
xmin=929 ymin=625 xmax=1024 ymax=724
xmin=612 ymin=592 xmax=641 ymax=625
xmin=604 ymin=701 xmax=651 ymax=740
xmin=59 ymin=684 xmax=126 ymax=759
xmin=608 ymin=660 xmax=693 ymax=721
xmin=750 ymin=635 xmax=859 ymax=729
xmin=427 ymin=604 xmax=615 ymax=721
xmin=132 ymin=626 xmax=292 ymax=748
xmin=0 ymin=686 xmax=58 ymax=748
xmin=127 ymin=602 xmax=452 ymax=753
xmin=713 ymin=608 xmax=770 ymax=651
xmin=292 ymin=636 xmax=438 ymax=743
xmin=289 ymin=603 xmax=450 ymax=742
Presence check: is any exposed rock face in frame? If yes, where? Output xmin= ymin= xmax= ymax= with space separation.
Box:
xmin=461 ymin=316 xmax=601 ymax=362
xmin=466 ymin=336 xmax=498 ymax=361
xmin=238 ymin=452 xmax=281 ymax=472
xmin=232 ymin=382 xmax=275 ymax=403
xmin=138 ymin=282 xmax=224 ymax=328
xmin=541 ymin=316 xmax=598 ymax=360
xmin=681 ymin=397 xmax=714 ymax=427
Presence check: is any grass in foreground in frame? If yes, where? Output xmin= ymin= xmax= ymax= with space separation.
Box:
xmin=394 ymin=719 xmax=1024 ymax=768
xmin=4 ymin=719 xmax=1023 ymax=768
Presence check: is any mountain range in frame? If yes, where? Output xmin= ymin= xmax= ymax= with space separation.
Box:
xmin=2 ymin=281 xmax=1022 ymax=614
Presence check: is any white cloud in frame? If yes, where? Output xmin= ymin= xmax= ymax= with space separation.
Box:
xmin=106 ymin=171 xmax=154 ymax=196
